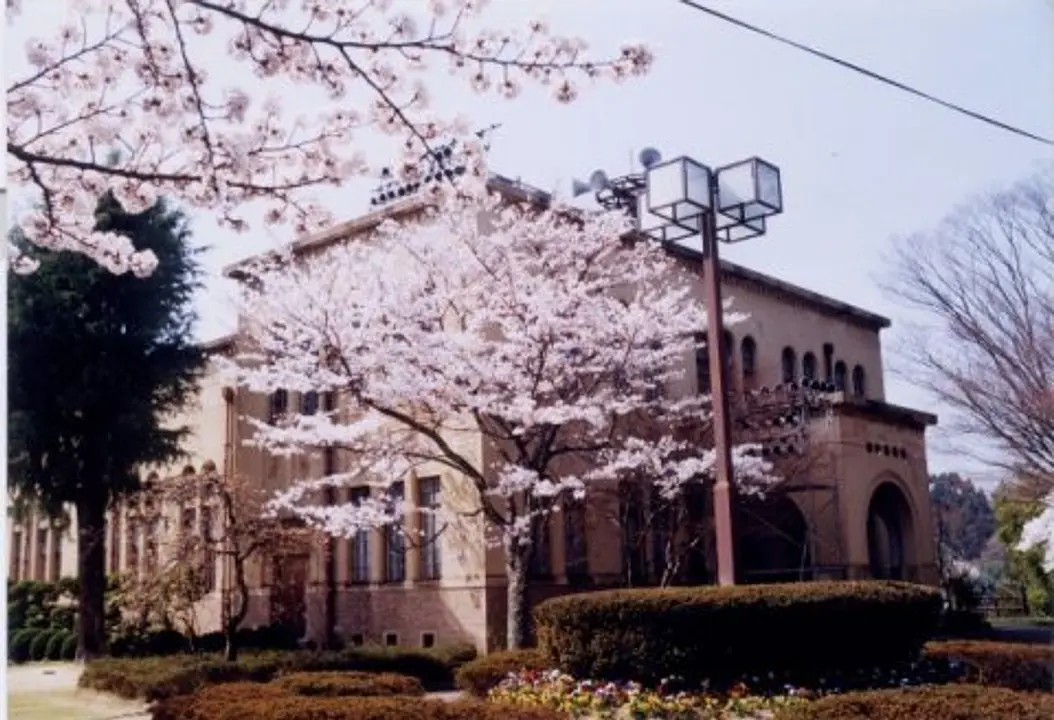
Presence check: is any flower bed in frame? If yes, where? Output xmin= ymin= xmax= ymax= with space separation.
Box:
xmin=489 ymin=669 xmax=806 ymax=719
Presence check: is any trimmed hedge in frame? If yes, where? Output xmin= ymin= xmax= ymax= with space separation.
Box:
xmin=455 ymin=650 xmax=548 ymax=697
xmin=534 ymin=581 xmax=941 ymax=684
xmin=29 ymin=629 xmax=59 ymax=662
xmin=774 ymin=684 xmax=1054 ymax=720
xmin=9 ymin=628 xmax=39 ymax=664
xmin=152 ymin=683 xmax=566 ymax=720
xmin=924 ymin=640 xmax=1053 ymax=692
xmin=45 ymin=630 xmax=72 ymax=661
xmin=61 ymin=632 xmax=78 ymax=660
xmin=81 ymin=645 xmax=476 ymax=700
xmin=272 ymin=671 xmax=425 ymax=697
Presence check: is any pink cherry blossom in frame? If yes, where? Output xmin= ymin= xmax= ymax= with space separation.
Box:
xmin=225 ymin=190 xmax=778 ymax=647
xmin=7 ymin=0 xmax=654 ymax=275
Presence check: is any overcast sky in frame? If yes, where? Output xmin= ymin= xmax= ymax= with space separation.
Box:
xmin=8 ymin=0 xmax=1054 ymax=486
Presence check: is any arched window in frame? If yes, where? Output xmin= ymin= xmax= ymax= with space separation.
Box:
xmin=781 ymin=347 xmax=797 ymax=384
xmin=802 ymin=352 xmax=817 ymax=381
xmin=833 ymin=361 xmax=848 ymax=391
xmin=722 ymin=329 xmax=735 ymax=374
xmin=695 ymin=332 xmax=711 ymax=394
xmin=851 ymin=365 xmax=866 ymax=398
xmin=268 ymin=389 xmax=288 ymax=424
xmin=301 ymin=390 xmax=319 ymax=416
xmin=740 ymin=336 xmax=757 ymax=377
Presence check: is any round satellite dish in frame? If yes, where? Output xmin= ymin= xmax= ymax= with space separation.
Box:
xmin=639 ymin=148 xmax=662 ymax=169
xmin=588 ymin=170 xmax=610 ymax=191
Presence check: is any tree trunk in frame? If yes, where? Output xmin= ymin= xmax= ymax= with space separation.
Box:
xmin=504 ymin=535 xmax=531 ymax=650
xmin=75 ymin=496 xmax=108 ymax=660
xmin=224 ymin=554 xmax=251 ymax=662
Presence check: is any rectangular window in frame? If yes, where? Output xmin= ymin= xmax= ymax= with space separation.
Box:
xmin=530 ymin=515 xmax=551 ymax=578
xmin=349 ymin=487 xmax=371 ymax=584
xmin=384 ymin=632 xmax=399 ymax=647
xmin=36 ymin=527 xmax=49 ymax=581
xmin=50 ymin=527 xmax=62 ymax=582
xmin=10 ymin=530 xmax=22 ymax=582
xmin=418 ymin=477 xmax=441 ymax=581
xmin=201 ymin=505 xmax=216 ymax=593
xmin=349 ymin=633 xmax=365 ymax=647
xmin=563 ymin=499 xmax=589 ymax=580
xmin=385 ymin=482 xmax=406 ymax=583
xmin=695 ymin=332 xmax=711 ymax=394
xmin=650 ymin=486 xmax=672 ymax=584
xmin=109 ymin=511 xmax=122 ymax=574
xmin=619 ymin=482 xmax=646 ymax=586
xmin=126 ymin=521 xmax=140 ymax=578
xmin=421 ymin=632 xmax=436 ymax=649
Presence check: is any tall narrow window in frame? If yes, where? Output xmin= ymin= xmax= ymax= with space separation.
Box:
xmin=268 ymin=389 xmax=288 ymax=424
xmin=722 ymin=329 xmax=735 ymax=375
xmin=650 ymin=486 xmax=673 ymax=584
xmin=10 ymin=530 xmax=22 ymax=582
xmin=802 ymin=352 xmax=817 ymax=381
xmin=695 ymin=332 xmax=711 ymax=394
xmin=564 ymin=498 xmax=589 ymax=581
xmin=852 ymin=365 xmax=866 ymax=398
xmin=384 ymin=482 xmax=406 ymax=583
xmin=781 ymin=347 xmax=797 ymax=383
xmin=36 ymin=527 xmax=48 ymax=581
xmin=834 ymin=361 xmax=848 ymax=391
xmin=201 ymin=505 xmax=216 ymax=592
xmin=301 ymin=390 xmax=319 ymax=416
xmin=349 ymin=487 xmax=371 ymax=584
xmin=740 ymin=336 xmax=757 ymax=377
xmin=50 ymin=527 xmax=62 ymax=582
xmin=619 ymin=481 xmax=646 ymax=586
xmin=530 ymin=515 xmax=551 ymax=578
xmin=418 ymin=477 xmax=441 ymax=581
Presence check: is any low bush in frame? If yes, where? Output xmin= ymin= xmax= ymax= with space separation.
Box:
xmin=29 ymin=629 xmax=59 ymax=662
xmin=273 ymin=671 xmax=425 ymax=697
xmin=9 ymin=628 xmax=40 ymax=664
xmin=773 ymin=684 xmax=1054 ymax=720
xmin=936 ymin=609 xmax=992 ymax=638
xmin=924 ymin=640 xmax=1053 ymax=692
xmin=455 ymin=650 xmax=548 ymax=697
xmin=152 ymin=684 xmax=567 ymax=720
xmin=45 ymin=630 xmax=72 ymax=661
xmin=61 ymin=632 xmax=78 ymax=660
xmin=534 ymin=581 xmax=941 ymax=685
xmin=82 ymin=645 xmax=475 ymax=700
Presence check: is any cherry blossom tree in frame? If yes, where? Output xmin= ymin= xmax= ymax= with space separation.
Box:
xmin=6 ymin=0 xmax=652 ymax=275
xmin=228 ymin=192 xmax=777 ymax=648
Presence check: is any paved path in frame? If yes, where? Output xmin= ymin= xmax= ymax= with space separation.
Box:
xmin=7 ymin=663 xmax=149 ymax=720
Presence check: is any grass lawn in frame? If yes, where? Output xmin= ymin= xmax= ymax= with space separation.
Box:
xmin=8 ymin=663 xmax=148 ymax=720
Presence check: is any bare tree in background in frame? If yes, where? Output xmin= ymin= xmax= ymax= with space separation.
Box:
xmin=884 ymin=165 xmax=1054 ymax=486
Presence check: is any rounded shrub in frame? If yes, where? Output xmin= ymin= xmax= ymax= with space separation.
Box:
xmin=45 ymin=630 xmax=71 ymax=661
xmin=773 ymin=684 xmax=1054 ymax=720
xmin=29 ymin=629 xmax=58 ymax=662
xmin=454 ymin=649 xmax=548 ymax=697
xmin=9 ymin=628 xmax=40 ymax=664
xmin=534 ymin=581 xmax=942 ymax=685
xmin=924 ymin=640 xmax=1053 ymax=692
xmin=273 ymin=671 xmax=426 ymax=697
xmin=60 ymin=632 xmax=78 ymax=660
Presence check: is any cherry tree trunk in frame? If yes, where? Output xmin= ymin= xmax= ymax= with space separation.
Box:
xmin=504 ymin=535 xmax=531 ymax=650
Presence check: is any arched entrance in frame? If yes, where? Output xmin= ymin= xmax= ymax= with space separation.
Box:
xmin=867 ymin=482 xmax=914 ymax=580
xmin=738 ymin=494 xmax=813 ymax=584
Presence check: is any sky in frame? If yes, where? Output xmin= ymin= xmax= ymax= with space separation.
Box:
xmin=7 ymin=0 xmax=1054 ymax=487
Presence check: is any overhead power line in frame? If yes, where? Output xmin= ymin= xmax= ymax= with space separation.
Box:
xmin=678 ymin=0 xmax=1054 ymax=147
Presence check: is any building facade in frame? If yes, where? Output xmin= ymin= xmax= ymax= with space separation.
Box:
xmin=6 ymin=177 xmax=939 ymax=653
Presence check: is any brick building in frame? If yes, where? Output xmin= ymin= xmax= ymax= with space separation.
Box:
xmin=6 ymin=175 xmax=939 ymax=653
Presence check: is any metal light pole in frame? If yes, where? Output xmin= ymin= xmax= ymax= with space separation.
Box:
xmin=639 ymin=156 xmax=783 ymax=586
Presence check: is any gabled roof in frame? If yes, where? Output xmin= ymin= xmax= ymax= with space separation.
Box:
xmin=222 ymin=174 xmax=890 ymax=332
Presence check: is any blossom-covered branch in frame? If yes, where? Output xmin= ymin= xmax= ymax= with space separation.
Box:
xmin=7 ymin=0 xmax=653 ymax=274
xmin=227 ymin=190 xmax=778 ymax=647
